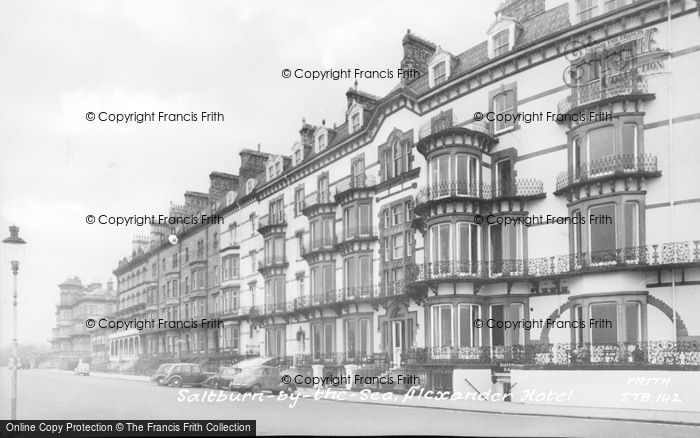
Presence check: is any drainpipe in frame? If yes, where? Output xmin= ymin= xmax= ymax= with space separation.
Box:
xmin=666 ymin=0 xmax=677 ymax=343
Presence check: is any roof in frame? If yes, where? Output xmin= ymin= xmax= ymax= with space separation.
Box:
xmin=405 ymin=4 xmax=570 ymax=95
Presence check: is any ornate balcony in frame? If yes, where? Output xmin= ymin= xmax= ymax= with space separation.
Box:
xmin=336 ymin=226 xmax=378 ymax=255
xmin=554 ymin=154 xmax=660 ymax=195
xmin=257 ymin=255 xmax=288 ymax=276
xmin=301 ymin=190 xmax=337 ymax=217
xmin=557 ymin=75 xmax=653 ymax=116
xmin=300 ymin=236 xmax=337 ymax=262
xmin=334 ymin=170 xmax=379 ymax=204
xmin=418 ymin=110 xmax=491 ymax=140
xmin=415 ymin=178 xmax=545 ymax=211
xmin=416 ymin=110 xmax=498 ymax=157
xmin=257 ymin=212 xmax=287 ymax=236
xmin=403 ymin=341 xmax=700 ymax=368
xmin=410 ymin=241 xmax=700 ymax=284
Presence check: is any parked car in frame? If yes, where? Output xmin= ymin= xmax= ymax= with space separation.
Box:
xmin=74 ymin=362 xmax=90 ymax=376
xmin=158 ymin=363 xmax=214 ymax=388
xmin=228 ymin=357 xmax=296 ymax=394
xmin=151 ymin=363 xmax=174 ymax=385
xmin=205 ymin=366 xmax=241 ymax=389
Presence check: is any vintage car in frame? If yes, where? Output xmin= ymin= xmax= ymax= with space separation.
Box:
xmin=227 ymin=357 xmax=296 ymax=394
xmin=153 ymin=363 xmax=214 ymax=387
xmin=204 ymin=366 xmax=241 ymax=389
xmin=150 ymin=363 xmax=174 ymax=385
xmin=74 ymin=362 xmax=90 ymax=376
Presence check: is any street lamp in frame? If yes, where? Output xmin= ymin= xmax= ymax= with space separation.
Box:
xmin=3 ymin=225 xmax=26 ymax=420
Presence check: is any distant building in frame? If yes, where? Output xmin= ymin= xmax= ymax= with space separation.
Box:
xmin=48 ymin=278 xmax=115 ymax=369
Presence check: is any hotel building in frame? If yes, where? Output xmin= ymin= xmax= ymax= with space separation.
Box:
xmin=107 ymin=0 xmax=700 ymax=408
xmin=48 ymin=278 xmax=116 ymax=369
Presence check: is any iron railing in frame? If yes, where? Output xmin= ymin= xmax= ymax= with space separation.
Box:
xmin=257 ymin=255 xmax=287 ymax=270
xmin=248 ymin=283 xmax=409 ymax=317
xmin=334 ymin=169 xmax=380 ymax=196
xmin=339 ymin=225 xmax=377 ymax=242
xmin=301 ymin=190 xmax=335 ymax=212
xmin=258 ymin=212 xmax=287 ymax=230
xmin=418 ymin=110 xmax=491 ymax=140
xmin=300 ymin=236 xmax=337 ymax=256
xmin=404 ymin=341 xmax=700 ymax=367
xmin=416 ymin=178 xmax=544 ymax=205
xmin=411 ymin=241 xmax=700 ymax=282
xmin=555 ymin=154 xmax=659 ymax=192
xmin=558 ymin=75 xmax=649 ymax=114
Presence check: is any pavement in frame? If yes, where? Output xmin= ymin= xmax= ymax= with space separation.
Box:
xmin=58 ymin=369 xmax=700 ymax=426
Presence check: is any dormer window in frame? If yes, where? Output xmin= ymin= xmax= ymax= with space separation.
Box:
xmin=427 ymin=48 xmax=452 ymax=88
xmin=292 ymin=142 xmax=303 ymax=166
xmin=432 ymin=62 xmax=447 ymax=85
xmin=351 ymin=113 xmax=361 ymax=132
xmin=226 ymin=191 xmax=237 ymax=206
xmin=316 ymin=130 xmax=327 ymax=152
xmin=492 ymin=30 xmax=510 ymax=57
xmin=266 ymin=156 xmax=284 ymax=180
xmin=246 ymin=179 xmax=256 ymax=195
xmin=347 ymin=101 xmax=364 ymax=134
xmin=487 ymin=16 xmax=520 ymax=59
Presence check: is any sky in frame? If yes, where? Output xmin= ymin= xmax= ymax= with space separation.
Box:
xmin=0 ymin=0 xmax=531 ymax=346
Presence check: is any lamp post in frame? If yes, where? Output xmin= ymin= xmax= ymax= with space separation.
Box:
xmin=3 ymin=225 xmax=26 ymax=420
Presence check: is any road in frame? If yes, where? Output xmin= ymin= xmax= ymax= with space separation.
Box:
xmin=0 ymin=368 xmax=699 ymax=436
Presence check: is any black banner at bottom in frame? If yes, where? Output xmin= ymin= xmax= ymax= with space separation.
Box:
xmin=0 ymin=420 xmax=256 ymax=437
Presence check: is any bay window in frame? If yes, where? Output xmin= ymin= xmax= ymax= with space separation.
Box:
xmin=455 ymin=154 xmax=479 ymax=195
xmin=458 ymin=304 xmax=481 ymax=347
xmin=311 ymin=264 xmax=334 ymax=302
xmin=311 ymin=322 xmax=335 ymax=360
xmin=430 ymin=154 xmax=451 ymax=197
xmin=589 ymin=204 xmax=616 ymax=255
xmin=431 ymin=223 xmax=451 ymax=274
xmin=345 ymin=318 xmax=371 ymax=358
xmin=457 ymin=222 xmax=480 ymax=274
xmin=266 ymin=327 xmax=285 ymax=357
xmin=431 ymin=304 xmax=453 ymax=347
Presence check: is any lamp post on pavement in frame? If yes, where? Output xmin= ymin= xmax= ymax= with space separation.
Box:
xmin=3 ymin=225 xmax=27 ymax=420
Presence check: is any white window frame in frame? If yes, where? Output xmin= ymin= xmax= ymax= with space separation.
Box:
xmin=458 ymin=304 xmax=481 ymax=348
xmin=492 ymin=29 xmax=510 ymax=57
xmin=431 ymin=304 xmax=454 ymax=348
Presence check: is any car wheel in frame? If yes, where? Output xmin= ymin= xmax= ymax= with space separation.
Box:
xmin=170 ymin=377 xmax=182 ymax=388
xmin=209 ymin=380 xmax=220 ymax=389
xmin=156 ymin=377 xmax=164 ymax=386
xmin=251 ymin=384 xmax=262 ymax=393
xmin=285 ymin=385 xmax=296 ymax=395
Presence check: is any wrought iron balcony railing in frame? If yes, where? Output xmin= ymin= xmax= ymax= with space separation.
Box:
xmin=334 ymin=169 xmax=379 ymax=196
xmin=301 ymin=190 xmax=335 ymax=212
xmin=339 ymin=225 xmax=377 ymax=243
xmin=555 ymin=154 xmax=659 ymax=193
xmin=301 ymin=236 xmax=337 ymax=256
xmin=257 ymin=255 xmax=287 ymax=270
xmin=416 ymin=178 xmax=545 ymax=205
xmin=410 ymin=241 xmax=700 ymax=282
xmin=258 ymin=212 xmax=287 ymax=230
xmin=403 ymin=341 xmax=700 ymax=367
xmin=418 ymin=110 xmax=491 ymax=140
xmin=557 ymin=75 xmax=650 ymax=114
